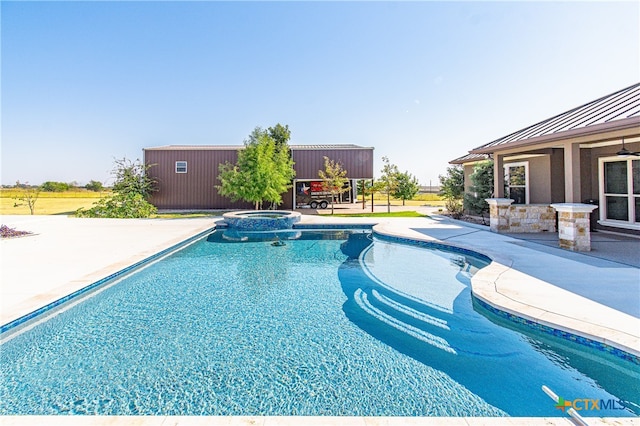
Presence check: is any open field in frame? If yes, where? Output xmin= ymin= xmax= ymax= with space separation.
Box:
xmin=0 ymin=189 xmax=106 ymax=216
xmin=0 ymin=189 xmax=445 ymax=216
xmin=323 ymin=211 xmax=427 ymax=218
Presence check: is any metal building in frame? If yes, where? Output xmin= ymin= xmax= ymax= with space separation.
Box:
xmin=143 ymin=144 xmax=374 ymax=210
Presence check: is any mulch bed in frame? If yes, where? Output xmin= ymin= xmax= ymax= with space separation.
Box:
xmin=442 ymin=214 xmax=490 ymax=227
xmin=0 ymin=224 xmax=33 ymax=239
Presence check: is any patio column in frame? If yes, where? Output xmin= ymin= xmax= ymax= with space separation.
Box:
xmin=550 ymin=203 xmax=598 ymax=251
xmin=486 ymin=198 xmax=514 ymax=233
xmin=563 ymin=142 xmax=581 ymax=203
xmin=493 ymin=154 xmax=505 ymax=198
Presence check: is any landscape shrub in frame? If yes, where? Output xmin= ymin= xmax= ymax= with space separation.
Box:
xmin=75 ymin=158 xmax=157 ymax=218
xmin=463 ymin=160 xmax=494 ymax=216
xmin=76 ymin=193 xmax=157 ymax=218
xmin=445 ymin=199 xmax=464 ymax=219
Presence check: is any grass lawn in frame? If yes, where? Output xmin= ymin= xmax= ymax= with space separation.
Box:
xmin=368 ymin=193 xmax=445 ymax=207
xmin=322 ymin=211 xmax=428 ymax=218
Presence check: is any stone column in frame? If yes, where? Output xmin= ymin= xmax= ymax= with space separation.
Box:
xmin=550 ymin=203 xmax=598 ymax=251
xmin=486 ymin=198 xmax=514 ymax=233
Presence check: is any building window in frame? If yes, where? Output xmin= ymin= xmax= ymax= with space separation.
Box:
xmin=599 ymin=157 xmax=639 ymax=228
xmin=175 ymin=161 xmax=187 ymax=173
xmin=504 ymin=162 xmax=529 ymax=204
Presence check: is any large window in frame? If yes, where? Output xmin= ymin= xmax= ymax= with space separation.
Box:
xmin=504 ymin=162 xmax=529 ymax=204
xmin=599 ymin=157 xmax=639 ymax=228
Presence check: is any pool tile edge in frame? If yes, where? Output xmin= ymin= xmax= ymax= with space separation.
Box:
xmin=0 ymin=226 xmax=216 ymax=336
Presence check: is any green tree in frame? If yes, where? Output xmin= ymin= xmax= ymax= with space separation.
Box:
xmin=357 ymin=179 xmax=376 ymax=209
xmin=13 ymin=181 xmax=41 ymax=215
xmin=318 ymin=156 xmax=350 ymax=215
xmin=111 ymin=157 xmax=157 ymax=199
xmin=392 ymin=171 xmax=420 ymax=206
xmin=41 ymin=181 xmax=71 ymax=192
xmin=85 ymin=180 xmax=104 ymax=192
xmin=267 ymin=123 xmax=291 ymax=149
xmin=76 ymin=158 xmax=158 ymax=218
xmin=379 ymin=156 xmax=399 ymax=213
xmin=464 ymin=160 xmax=494 ymax=216
xmin=439 ymin=166 xmax=464 ymax=218
xmin=217 ymin=127 xmax=295 ymax=209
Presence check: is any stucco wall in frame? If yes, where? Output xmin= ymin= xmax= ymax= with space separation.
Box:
xmin=463 ymin=164 xmax=475 ymax=193
xmin=529 ymin=156 xmax=551 ymax=204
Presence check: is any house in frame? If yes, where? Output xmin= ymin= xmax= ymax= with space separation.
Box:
xmin=143 ymin=144 xmax=374 ymax=210
xmin=451 ymin=83 xmax=640 ymax=249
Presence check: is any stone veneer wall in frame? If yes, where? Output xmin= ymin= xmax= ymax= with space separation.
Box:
xmin=506 ymin=205 xmax=557 ymax=233
xmin=487 ymin=199 xmax=556 ymax=233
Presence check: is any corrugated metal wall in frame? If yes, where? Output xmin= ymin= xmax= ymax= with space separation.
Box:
xmin=144 ymin=147 xmax=373 ymax=209
xmin=291 ymin=148 xmax=374 ymax=179
xmin=144 ymin=149 xmax=253 ymax=210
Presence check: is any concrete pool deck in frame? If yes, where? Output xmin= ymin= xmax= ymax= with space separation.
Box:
xmin=1 ymin=212 xmax=639 ymax=425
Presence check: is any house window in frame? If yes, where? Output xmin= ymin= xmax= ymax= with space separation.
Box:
xmin=504 ymin=162 xmax=529 ymax=204
xmin=175 ymin=161 xmax=187 ymax=173
xmin=599 ymin=157 xmax=639 ymax=228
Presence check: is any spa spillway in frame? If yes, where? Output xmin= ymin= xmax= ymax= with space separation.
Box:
xmin=222 ymin=210 xmax=302 ymax=231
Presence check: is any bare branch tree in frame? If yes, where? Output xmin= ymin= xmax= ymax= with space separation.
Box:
xmin=13 ymin=181 xmax=41 ymax=215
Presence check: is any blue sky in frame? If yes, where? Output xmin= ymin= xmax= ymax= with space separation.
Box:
xmin=2 ymin=1 xmax=638 ymax=187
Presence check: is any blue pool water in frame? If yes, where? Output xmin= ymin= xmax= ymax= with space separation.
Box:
xmin=0 ymin=229 xmax=638 ymax=416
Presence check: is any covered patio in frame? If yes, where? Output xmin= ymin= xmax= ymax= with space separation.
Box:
xmin=452 ymin=82 xmax=640 ymax=251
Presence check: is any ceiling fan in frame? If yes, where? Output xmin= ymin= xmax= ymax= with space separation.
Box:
xmin=616 ymin=138 xmax=640 ymax=156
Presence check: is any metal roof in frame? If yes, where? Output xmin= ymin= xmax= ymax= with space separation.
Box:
xmin=470 ymin=82 xmax=640 ymax=154
xmin=289 ymin=144 xmax=372 ymax=150
xmin=144 ymin=144 xmax=372 ymax=151
xmin=144 ymin=145 xmax=242 ymax=151
xmin=449 ymin=153 xmax=490 ymax=165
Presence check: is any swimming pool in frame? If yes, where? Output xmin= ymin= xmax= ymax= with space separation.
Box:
xmin=0 ymin=229 xmax=638 ymax=416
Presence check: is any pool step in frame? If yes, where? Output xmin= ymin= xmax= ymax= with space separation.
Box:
xmin=354 ymin=288 xmax=456 ymax=354
xmin=371 ymin=289 xmax=450 ymax=331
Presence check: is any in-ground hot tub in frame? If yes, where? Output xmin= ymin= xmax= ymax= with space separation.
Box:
xmin=222 ymin=210 xmax=302 ymax=231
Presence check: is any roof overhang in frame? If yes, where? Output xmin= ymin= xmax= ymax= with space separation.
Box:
xmin=449 ymin=153 xmax=490 ymax=165
xmin=470 ymin=116 xmax=640 ymax=155
xmin=144 ymin=145 xmax=243 ymax=151
xmin=144 ymin=144 xmax=374 ymax=151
